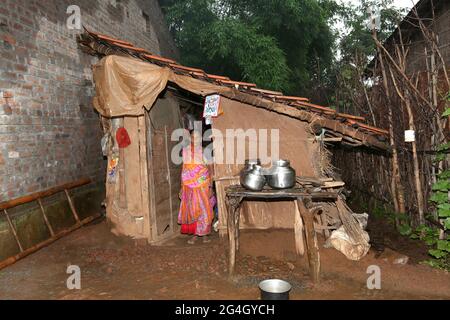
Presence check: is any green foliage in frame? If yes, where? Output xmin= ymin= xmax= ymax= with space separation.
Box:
xmin=398 ymin=223 xmax=412 ymax=236
xmin=161 ymin=0 xmax=336 ymax=94
xmin=442 ymin=92 xmax=450 ymax=116
xmin=421 ymin=106 xmax=450 ymax=270
xmin=326 ymin=0 xmax=407 ymax=113
xmin=429 ymin=191 xmax=448 ymax=203
xmin=437 ymin=142 xmax=450 ymax=151
xmin=370 ymin=203 xmax=384 ymax=219
xmin=438 ymin=203 xmax=450 ymax=218
xmin=432 ymin=180 xmax=450 ymax=192
xmin=409 ymin=224 xmax=439 ymax=246
xmin=370 ymin=202 xmax=399 ymax=226
xmin=338 ymin=0 xmax=407 ymax=64
xmin=438 ymin=170 xmax=450 ymax=180
xmin=429 ymin=249 xmax=448 ymax=259
xmin=421 ymin=258 xmax=450 ymax=270
xmin=442 ymin=106 xmax=450 ymax=117
xmin=445 ymin=219 xmax=450 ymax=230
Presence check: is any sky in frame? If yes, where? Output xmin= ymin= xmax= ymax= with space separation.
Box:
xmin=338 ymin=0 xmax=420 ymax=10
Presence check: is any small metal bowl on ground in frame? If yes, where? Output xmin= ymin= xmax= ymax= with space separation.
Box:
xmin=259 ymin=279 xmax=292 ymax=300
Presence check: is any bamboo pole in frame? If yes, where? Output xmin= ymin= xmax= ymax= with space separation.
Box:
xmin=0 ymin=178 xmax=91 ymax=211
xmin=389 ymin=33 xmax=425 ymax=224
xmin=389 ymin=66 xmax=425 ymax=224
xmin=64 ymin=189 xmax=81 ymax=223
xmin=372 ymin=30 xmax=406 ymax=221
xmin=37 ymin=198 xmax=55 ymax=237
xmin=3 ymin=209 xmax=24 ymax=252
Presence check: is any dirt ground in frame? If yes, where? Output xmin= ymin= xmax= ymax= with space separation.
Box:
xmin=0 ymin=218 xmax=449 ymax=300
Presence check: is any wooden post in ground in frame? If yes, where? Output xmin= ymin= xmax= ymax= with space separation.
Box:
xmin=296 ymin=197 xmax=320 ymax=283
xmin=294 ymin=200 xmax=305 ymax=256
xmin=226 ymin=196 xmax=242 ymax=277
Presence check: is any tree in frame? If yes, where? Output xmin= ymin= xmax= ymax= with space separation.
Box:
xmin=160 ymin=0 xmax=337 ymax=95
xmin=338 ymin=0 xmax=407 ymax=64
xmin=326 ymin=0 xmax=407 ymax=113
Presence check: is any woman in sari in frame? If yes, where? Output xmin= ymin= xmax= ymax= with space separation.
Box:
xmin=178 ymin=130 xmax=216 ymax=244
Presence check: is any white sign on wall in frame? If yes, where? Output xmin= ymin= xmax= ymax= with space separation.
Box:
xmin=203 ymin=94 xmax=221 ymax=118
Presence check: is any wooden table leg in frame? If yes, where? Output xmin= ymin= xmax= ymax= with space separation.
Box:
xmin=294 ymin=200 xmax=305 ymax=256
xmin=226 ymin=196 xmax=242 ymax=277
xmin=297 ymin=197 xmax=320 ymax=283
xmin=235 ymin=197 xmax=242 ymax=252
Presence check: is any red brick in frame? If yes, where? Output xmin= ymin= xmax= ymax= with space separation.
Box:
xmin=2 ymin=91 xmax=13 ymax=98
xmin=15 ymin=64 xmax=27 ymax=72
xmin=0 ymin=7 xmax=9 ymax=16
xmin=1 ymin=34 xmax=16 ymax=45
xmin=1 ymin=104 xmax=12 ymax=115
xmin=13 ymin=23 xmax=23 ymax=31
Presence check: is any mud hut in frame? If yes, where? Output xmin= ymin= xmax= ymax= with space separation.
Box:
xmin=78 ymin=30 xmax=389 ymax=245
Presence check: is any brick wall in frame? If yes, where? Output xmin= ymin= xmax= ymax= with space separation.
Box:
xmin=0 ymin=0 xmax=177 ymax=202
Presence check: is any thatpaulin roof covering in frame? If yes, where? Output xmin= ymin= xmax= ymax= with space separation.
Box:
xmin=80 ymin=30 xmax=389 ymax=150
xmin=93 ymin=55 xmax=232 ymax=117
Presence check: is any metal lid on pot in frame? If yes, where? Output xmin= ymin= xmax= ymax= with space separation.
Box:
xmin=245 ymin=159 xmax=261 ymax=166
xmin=273 ymin=159 xmax=290 ymax=167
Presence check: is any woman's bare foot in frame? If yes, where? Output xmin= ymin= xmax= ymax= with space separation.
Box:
xmin=202 ymin=236 xmax=211 ymax=243
xmin=187 ymin=236 xmax=198 ymax=245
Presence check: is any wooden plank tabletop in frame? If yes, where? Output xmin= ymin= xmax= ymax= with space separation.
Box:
xmin=225 ymin=185 xmax=338 ymax=200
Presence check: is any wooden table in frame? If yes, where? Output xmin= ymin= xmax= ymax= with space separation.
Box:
xmin=225 ymin=185 xmax=338 ymax=282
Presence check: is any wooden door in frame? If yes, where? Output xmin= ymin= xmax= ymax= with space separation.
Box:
xmin=147 ymin=93 xmax=183 ymax=241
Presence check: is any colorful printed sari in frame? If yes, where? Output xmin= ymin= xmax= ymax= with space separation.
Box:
xmin=178 ymin=143 xmax=216 ymax=236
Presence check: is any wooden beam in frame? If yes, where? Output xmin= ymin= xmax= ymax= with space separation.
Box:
xmin=308 ymin=137 xmax=343 ymax=142
xmin=337 ymin=113 xmax=366 ymax=122
xmin=221 ymin=91 xmax=390 ymax=151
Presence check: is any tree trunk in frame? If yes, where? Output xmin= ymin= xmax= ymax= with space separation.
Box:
xmin=376 ymin=50 xmax=406 ymax=220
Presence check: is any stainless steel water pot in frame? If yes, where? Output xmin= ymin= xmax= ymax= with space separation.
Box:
xmin=266 ymin=159 xmax=296 ymax=189
xmin=240 ymin=164 xmax=266 ymax=191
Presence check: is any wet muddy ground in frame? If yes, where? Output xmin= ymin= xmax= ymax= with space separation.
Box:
xmin=0 ymin=218 xmax=449 ymax=300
